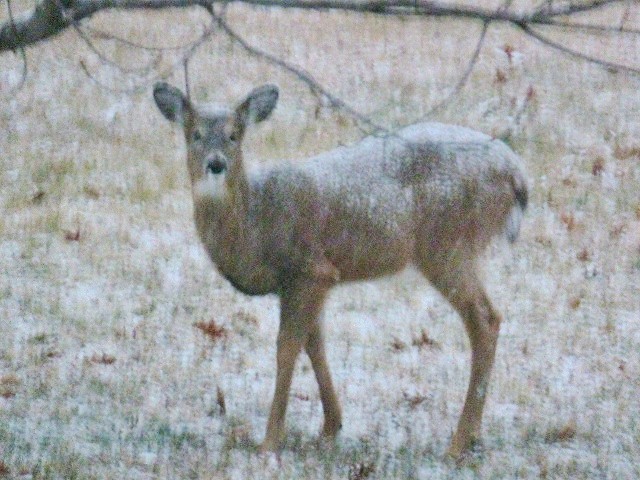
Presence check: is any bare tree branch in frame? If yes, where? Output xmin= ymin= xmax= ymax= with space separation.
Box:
xmin=4 ymin=0 xmax=28 ymax=92
xmin=1 ymin=0 xmax=634 ymax=52
xmin=2 ymin=0 xmax=638 ymax=134
xmin=206 ymin=5 xmax=388 ymax=134
xmin=72 ymin=22 xmax=160 ymax=74
xmin=519 ymin=22 xmax=640 ymax=75
xmin=0 ymin=0 xmax=209 ymax=52
xmin=78 ymin=58 xmax=144 ymax=93
xmin=530 ymin=0 xmax=628 ymax=18
xmin=417 ymin=19 xmax=489 ymax=120
xmin=78 ymin=18 xmax=216 ymax=94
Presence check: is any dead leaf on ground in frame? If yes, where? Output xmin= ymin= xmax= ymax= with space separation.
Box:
xmin=613 ymin=144 xmax=640 ymax=160
xmin=411 ymin=328 xmax=441 ymax=350
xmin=89 ymin=353 xmax=116 ymax=365
xmin=592 ymin=157 xmax=605 ymax=176
xmin=545 ymin=420 xmax=577 ymax=443
xmin=534 ymin=234 xmax=552 ymax=247
xmin=569 ymin=296 xmax=582 ymax=310
xmin=402 ymin=391 xmax=430 ymax=409
xmin=348 ymin=461 xmax=375 ymax=480
xmin=216 ymin=385 xmax=226 ymax=416
xmin=609 ymin=223 xmax=626 ymax=239
xmin=83 ymin=185 xmax=101 ymax=199
xmin=576 ymin=248 xmax=591 ymax=262
xmin=494 ymin=68 xmax=507 ymax=85
xmin=560 ymin=212 xmax=577 ymax=232
xmin=0 ymin=375 xmax=20 ymax=399
xmin=31 ymin=190 xmax=46 ymax=204
xmin=390 ymin=337 xmax=407 ymax=352
xmin=64 ymin=228 xmax=81 ymax=242
xmin=194 ymin=320 xmax=228 ymax=342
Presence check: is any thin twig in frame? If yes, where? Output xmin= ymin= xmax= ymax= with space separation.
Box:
xmin=541 ymin=19 xmax=640 ymax=36
xmin=79 ymin=59 xmax=149 ymax=94
xmin=73 ymin=22 xmax=160 ymax=74
xmin=531 ymin=0 xmax=627 ymax=19
xmin=4 ymin=0 xmax=28 ymax=92
xmin=56 ymin=0 xmax=160 ymax=75
xmin=184 ymin=57 xmax=191 ymax=100
xmin=79 ymin=19 xmax=216 ymax=95
xmin=82 ymin=24 xmax=204 ymax=51
xmin=59 ymin=0 xmax=159 ymax=92
xmin=519 ymin=23 xmax=640 ymax=75
xmin=416 ymin=19 xmax=489 ymax=120
xmin=2 ymin=0 xmax=638 ymax=122
xmin=618 ymin=0 xmax=632 ymax=31
xmin=206 ymin=5 xmax=390 ymax=135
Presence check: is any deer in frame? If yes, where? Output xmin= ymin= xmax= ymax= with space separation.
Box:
xmin=152 ymin=82 xmax=528 ymax=459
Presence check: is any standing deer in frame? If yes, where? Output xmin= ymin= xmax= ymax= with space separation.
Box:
xmin=152 ymin=82 xmax=528 ymax=459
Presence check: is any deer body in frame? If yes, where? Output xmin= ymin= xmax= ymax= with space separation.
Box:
xmin=196 ymin=123 xmax=524 ymax=290
xmin=153 ymin=83 xmax=528 ymax=459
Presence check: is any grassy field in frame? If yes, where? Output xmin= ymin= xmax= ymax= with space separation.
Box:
xmin=1 ymin=1 xmax=640 ymax=478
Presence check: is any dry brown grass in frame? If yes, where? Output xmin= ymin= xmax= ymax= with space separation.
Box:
xmin=1 ymin=1 xmax=640 ymax=478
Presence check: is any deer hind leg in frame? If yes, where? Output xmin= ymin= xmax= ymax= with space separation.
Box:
xmin=419 ymin=256 xmax=501 ymax=459
xmin=260 ymin=280 xmax=331 ymax=452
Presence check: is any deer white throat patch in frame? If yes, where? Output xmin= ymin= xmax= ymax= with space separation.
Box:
xmin=194 ymin=171 xmax=228 ymax=202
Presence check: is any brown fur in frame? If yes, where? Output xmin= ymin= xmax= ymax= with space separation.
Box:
xmin=153 ymin=82 xmax=528 ymax=458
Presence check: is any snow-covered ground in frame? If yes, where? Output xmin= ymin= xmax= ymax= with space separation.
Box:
xmin=1 ymin=3 xmax=639 ymax=478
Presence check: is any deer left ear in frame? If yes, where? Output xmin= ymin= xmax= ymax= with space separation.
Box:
xmin=235 ymin=85 xmax=279 ymax=129
xmin=153 ymin=82 xmax=191 ymax=124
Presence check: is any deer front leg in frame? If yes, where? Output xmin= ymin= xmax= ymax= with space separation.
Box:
xmin=419 ymin=259 xmax=501 ymax=460
xmin=447 ymin=289 xmax=501 ymax=459
xmin=260 ymin=328 xmax=303 ymax=452
xmin=260 ymin=280 xmax=329 ymax=452
xmin=305 ymin=316 xmax=342 ymax=440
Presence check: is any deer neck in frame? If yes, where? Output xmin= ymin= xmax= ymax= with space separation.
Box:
xmin=191 ymin=155 xmax=256 ymax=268
xmin=192 ymin=181 xmax=251 ymax=246
xmin=226 ymin=152 xmax=251 ymax=216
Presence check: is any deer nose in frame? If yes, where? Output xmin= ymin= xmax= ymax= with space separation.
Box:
xmin=206 ymin=156 xmax=227 ymax=175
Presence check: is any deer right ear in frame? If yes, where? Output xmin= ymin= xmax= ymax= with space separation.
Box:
xmin=153 ymin=82 xmax=190 ymax=124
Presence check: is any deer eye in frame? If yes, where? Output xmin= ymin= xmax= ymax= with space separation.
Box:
xmin=192 ymin=129 xmax=203 ymax=142
xmin=229 ymin=131 xmax=238 ymax=143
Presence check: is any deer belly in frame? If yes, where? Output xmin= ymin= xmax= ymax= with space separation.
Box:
xmin=324 ymin=226 xmax=413 ymax=281
xmin=213 ymin=256 xmax=280 ymax=296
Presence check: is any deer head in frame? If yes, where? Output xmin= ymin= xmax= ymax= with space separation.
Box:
xmin=153 ymin=82 xmax=279 ymax=205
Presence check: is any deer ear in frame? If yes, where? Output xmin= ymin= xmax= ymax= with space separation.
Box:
xmin=235 ymin=84 xmax=279 ymax=128
xmin=153 ymin=82 xmax=190 ymax=124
